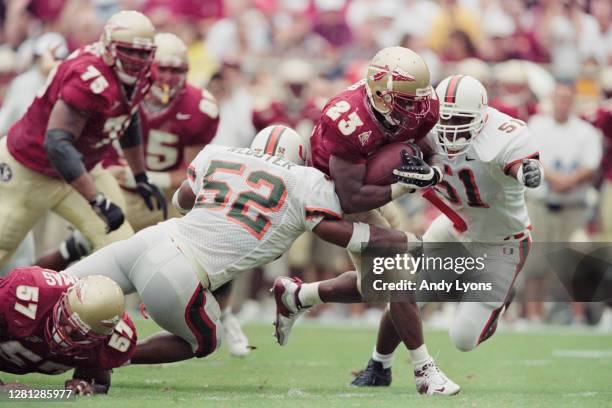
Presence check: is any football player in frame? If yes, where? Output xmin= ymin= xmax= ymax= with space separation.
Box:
xmin=0 ymin=10 xmax=165 ymax=269
xmin=0 ymin=268 xmax=135 ymax=395
xmin=346 ymin=75 xmax=542 ymax=389
xmin=63 ymin=125 xmax=420 ymax=365
xmin=105 ymin=32 xmax=219 ymax=232
xmin=273 ymin=47 xmax=461 ymax=395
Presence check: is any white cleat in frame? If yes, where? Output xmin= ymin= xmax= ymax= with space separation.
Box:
xmin=414 ymin=359 xmax=460 ymax=396
xmin=220 ymin=312 xmax=251 ymax=358
xmin=272 ymin=277 xmax=309 ymax=346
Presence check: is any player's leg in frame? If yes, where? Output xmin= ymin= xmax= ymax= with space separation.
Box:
xmin=449 ymin=237 xmax=531 ymax=351
xmin=52 ymin=165 xmax=134 ymax=253
xmin=0 ymin=138 xmax=67 ymax=267
xmin=351 ymin=215 xmax=459 ymax=393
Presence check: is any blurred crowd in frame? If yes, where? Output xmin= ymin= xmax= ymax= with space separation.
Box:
xmin=0 ymin=0 xmax=611 ymax=329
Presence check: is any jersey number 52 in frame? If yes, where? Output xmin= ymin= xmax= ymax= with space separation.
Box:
xmin=194 ymin=161 xmax=287 ymax=240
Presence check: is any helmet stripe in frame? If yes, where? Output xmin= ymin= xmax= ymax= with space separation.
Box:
xmin=444 ymin=75 xmax=464 ymax=103
xmin=264 ymin=126 xmax=286 ymax=155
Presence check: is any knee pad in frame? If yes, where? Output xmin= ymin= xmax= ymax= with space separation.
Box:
xmin=449 ymin=320 xmax=479 ymax=352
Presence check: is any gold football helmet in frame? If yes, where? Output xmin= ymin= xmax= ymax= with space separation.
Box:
xmin=101 ymin=10 xmax=156 ymax=87
xmin=46 ymin=275 xmax=125 ymax=355
xmin=365 ymin=47 xmax=433 ymax=130
xmin=151 ymin=33 xmax=189 ymax=104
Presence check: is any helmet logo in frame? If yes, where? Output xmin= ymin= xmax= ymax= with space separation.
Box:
xmin=391 ymin=67 xmax=415 ymax=82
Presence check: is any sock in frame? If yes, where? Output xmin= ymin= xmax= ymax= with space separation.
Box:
xmin=409 ymin=344 xmax=432 ymax=367
xmin=297 ymin=282 xmax=321 ymax=307
xmin=372 ymin=347 xmax=395 ymax=369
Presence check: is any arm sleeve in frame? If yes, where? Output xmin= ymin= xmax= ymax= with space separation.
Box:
xmin=119 ymin=113 xmax=142 ymax=149
xmin=499 ymin=127 xmax=540 ymax=174
xmin=301 ymin=169 xmax=343 ymax=231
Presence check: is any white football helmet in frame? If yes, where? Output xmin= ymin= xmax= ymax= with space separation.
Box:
xmin=434 ymin=75 xmax=488 ymax=156
xmin=250 ymin=125 xmax=308 ymax=165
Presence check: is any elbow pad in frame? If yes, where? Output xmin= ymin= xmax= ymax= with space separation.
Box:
xmin=44 ymin=129 xmax=85 ymax=182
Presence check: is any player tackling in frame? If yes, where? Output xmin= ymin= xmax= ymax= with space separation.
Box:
xmin=341 ymin=75 xmax=542 ymax=389
xmin=63 ymin=126 xmax=419 ymax=364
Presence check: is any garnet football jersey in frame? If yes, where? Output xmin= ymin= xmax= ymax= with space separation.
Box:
xmin=7 ymin=43 xmax=150 ymax=178
xmin=310 ymin=80 xmax=439 ymax=175
xmin=104 ymin=84 xmax=219 ymax=172
xmin=0 ymin=267 xmax=137 ymax=375
xmin=162 ymin=145 xmax=342 ymax=291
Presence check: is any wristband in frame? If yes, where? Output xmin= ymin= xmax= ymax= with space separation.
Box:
xmin=147 ymin=171 xmax=172 ymax=189
xmin=391 ymin=183 xmax=415 ymax=200
xmin=347 ymin=222 xmax=370 ymax=253
xmin=172 ymin=189 xmax=191 ymax=215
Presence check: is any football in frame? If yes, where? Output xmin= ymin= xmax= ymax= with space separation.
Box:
xmin=364 ymin=142 xmax=419 ymax=185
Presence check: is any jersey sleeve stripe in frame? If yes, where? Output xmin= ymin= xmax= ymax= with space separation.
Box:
xmin=187 ymin=165 xmax=197 ymax=182
xmin=264 ymin=126 xmax=286 ymax=155
xmin=503 ymin=152 xmax=540 ymax=174
xmin=305 ymin=207 xmax=342 ymax=220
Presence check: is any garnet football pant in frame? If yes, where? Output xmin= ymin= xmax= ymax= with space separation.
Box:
xmin=65 ymin=225 xmax=221 ymax=358
xmin=122 ymin=188 xmax=181 ymax=233
xmin=420 ymin=215 xmax=531 ymax=351
xmin=0 ymin=138 xmax=133 ymax=268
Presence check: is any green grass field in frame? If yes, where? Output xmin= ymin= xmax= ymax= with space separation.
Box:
xmin=2 ymin=318 xmax=612 ymax=408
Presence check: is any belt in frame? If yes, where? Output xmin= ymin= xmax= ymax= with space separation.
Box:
xmin=503 ymin=225 xmax=532 ymax=241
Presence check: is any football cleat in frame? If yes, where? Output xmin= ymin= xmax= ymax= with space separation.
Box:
xmin=272 ymin=276 xmax=309 ymax=346
xmin=350 ymin=359 xmax=392 ymax=387
xmin=220 ymin=312 xmax=250 ymax=358
xmin=414 ymin=359 xmax=460 ymax=396
xmin=59 ymin=228 xmax=92 ymax=263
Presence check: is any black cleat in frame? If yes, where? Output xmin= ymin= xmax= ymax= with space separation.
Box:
xmin=350 ymin=359 xmax=392 ymax=387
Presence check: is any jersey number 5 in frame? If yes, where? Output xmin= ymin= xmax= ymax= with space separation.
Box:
xmin=195 ymin=161 xmax=287 ymax=240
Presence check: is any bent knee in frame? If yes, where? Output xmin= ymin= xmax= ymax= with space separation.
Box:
xmin=449 ymin=324 xmax=478 ymax=352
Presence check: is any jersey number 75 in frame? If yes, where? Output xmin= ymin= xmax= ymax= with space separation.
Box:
xmin=194 ymin=161 xmax=287 ymax=240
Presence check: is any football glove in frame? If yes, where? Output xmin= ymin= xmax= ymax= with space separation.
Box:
xmin=89 ymin=193 xmax=125 ymax=233
xmin=393 ymin=153 xmax=442 ymax=189
xmin=135 ymin=172 xmax=168 ymax=219
xmin=519 ymin=158 xmax=543 ymax=188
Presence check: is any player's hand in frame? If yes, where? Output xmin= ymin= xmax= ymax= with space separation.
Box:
xmin=89 ymin=192 xmax=125 ymax=233
xmin=135 ymin=172 xmax=168 ymax=219
xmin=64 ymin=379 xmax=94 ymax=396
xmin=521 ymin=159 xmax=542 ymax=188
xmin=393 ymin=154 xmax=442 ymax=189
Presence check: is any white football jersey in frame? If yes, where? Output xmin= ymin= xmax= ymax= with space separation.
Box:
xmin=429 ymin=107 xmax=539 ymax=242
xmin=163 ymin=145 xmax=342 ymax=290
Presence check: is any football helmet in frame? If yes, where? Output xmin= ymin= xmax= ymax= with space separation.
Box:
xmin=46 ymin=275 xmax=125 ymax=356
xmin=250 ymin=125 xmax=308 ymax=165
xmin=434 ymin=75 xmax=488 ymax=156
xmin=495 ymin=59 xmax=529 ymax=105
xmin=151 ymin=33 xmax=189 ymax=105
xmin=365 ymin=47 xmax=433 ymax=130
xmin=100 ymin=10 xmax=156 ymax=87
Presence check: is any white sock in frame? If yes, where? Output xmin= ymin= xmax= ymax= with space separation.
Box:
xmin=297 ymin=282 xmax=321 ymax=307
xmin=409 ymin=344 xmax=432 ymax=367
xmin=372 ymin=347 xmax=394 ymax=369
